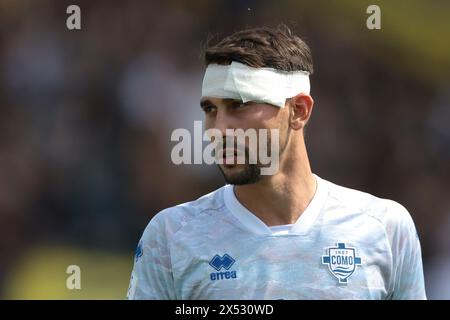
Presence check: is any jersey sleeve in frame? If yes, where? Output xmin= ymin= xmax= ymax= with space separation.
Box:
xmin=127 ymin=214 xmax=176 ymax=300
xmin=388 ymin=202 xmax=427 ymax=300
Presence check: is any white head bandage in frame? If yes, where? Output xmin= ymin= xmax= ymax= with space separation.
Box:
xmin=201 ymin=61 xmax=310 ymax=108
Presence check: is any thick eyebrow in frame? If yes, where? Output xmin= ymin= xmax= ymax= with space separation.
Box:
xmin=200 ymin=98 xmax=242 ymax=109
xmin=200 ymin=99 xmax=213 ymax=108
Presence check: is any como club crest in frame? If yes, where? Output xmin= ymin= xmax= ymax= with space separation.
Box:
xmin=322 ymin=243 xmax=362 ymax=284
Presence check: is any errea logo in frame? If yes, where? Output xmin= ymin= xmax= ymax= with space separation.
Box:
xmin=209 ymin=254 xmax=238 ymax=281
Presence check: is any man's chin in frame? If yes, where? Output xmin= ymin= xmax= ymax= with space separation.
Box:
xmin=218 ymin=163 xmax=262 ymax=185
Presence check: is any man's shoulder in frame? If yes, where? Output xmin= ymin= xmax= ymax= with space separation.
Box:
xmin=142 ymin=185 xmax=227 ymax=238
xmin=323 ymin=177 xmax=413 ymax=226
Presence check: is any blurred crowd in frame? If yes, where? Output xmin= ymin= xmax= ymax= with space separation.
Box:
xmin=0 ymin=0 xmax=449 ymax=298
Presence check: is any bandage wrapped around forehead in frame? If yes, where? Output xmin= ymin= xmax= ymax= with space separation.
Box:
xmin=201 ymin=61 xmax=310 ymax=108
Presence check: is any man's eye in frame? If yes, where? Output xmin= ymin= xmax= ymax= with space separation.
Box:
xmin=203 ymin=105 xmax=215 ymax=113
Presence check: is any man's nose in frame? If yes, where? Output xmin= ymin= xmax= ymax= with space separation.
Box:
xmin=213 ymin=109 xmax=235 ymax=136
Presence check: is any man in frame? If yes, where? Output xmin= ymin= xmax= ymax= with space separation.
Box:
xmin=127 ymin=25 xmax=426 ymax=299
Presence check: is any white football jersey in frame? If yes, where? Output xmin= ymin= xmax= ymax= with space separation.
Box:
xmin=127 ymin=174 xmax=426 ymax=299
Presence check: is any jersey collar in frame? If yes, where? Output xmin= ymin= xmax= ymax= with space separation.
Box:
xmin=223 ymin=174 xmax=329 ymax=236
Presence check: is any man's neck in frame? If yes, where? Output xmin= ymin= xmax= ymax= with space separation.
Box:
xmin=233 ymin=144 xmax=316 ymax=227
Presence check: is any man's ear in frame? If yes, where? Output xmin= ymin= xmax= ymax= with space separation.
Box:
xmin=289 ymin=93 xmax=314 ymax=130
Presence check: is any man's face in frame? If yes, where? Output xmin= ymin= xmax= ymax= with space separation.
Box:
xmin=200 ymin=97 xmax=291 ymax=185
